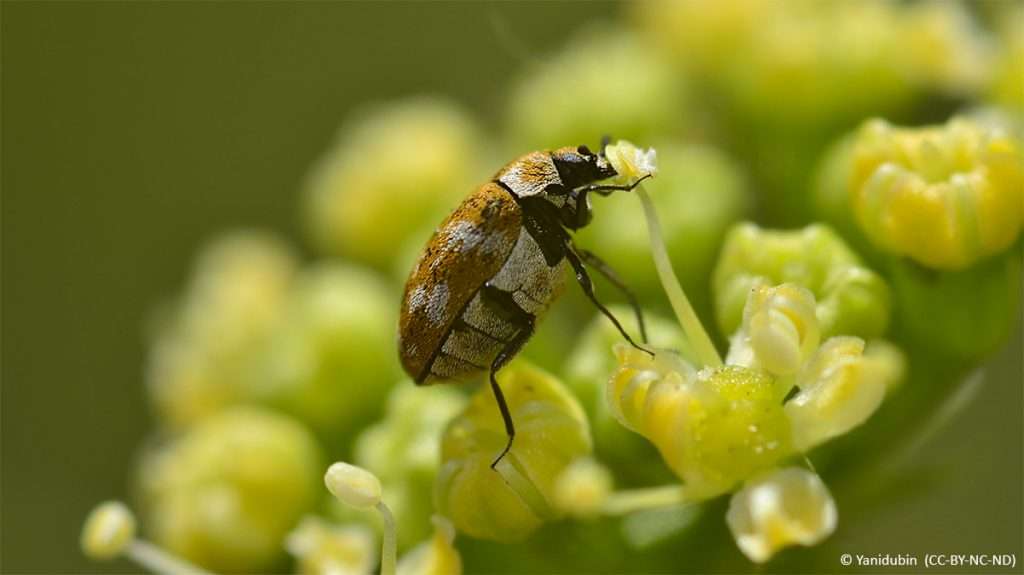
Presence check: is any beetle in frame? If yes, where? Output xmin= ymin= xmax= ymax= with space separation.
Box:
xmin=399 ymin=143 xmax=652 ymax=467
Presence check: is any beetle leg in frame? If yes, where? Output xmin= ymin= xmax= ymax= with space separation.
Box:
xmin=574 ymin=173 xmax=653 ymax=196
xmin=480 ymin=285 xmax=537 ymax=469
xmin=573 ymin=247 xmax=649 ymax=343
xmin=564 ymin=246 xmax=653 ymax=356
xmin=488 ymin=321 xmax=534 ymax=469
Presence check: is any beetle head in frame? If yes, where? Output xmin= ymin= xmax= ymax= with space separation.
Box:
xmin=551 ymin=145 xmax=617 ymax=189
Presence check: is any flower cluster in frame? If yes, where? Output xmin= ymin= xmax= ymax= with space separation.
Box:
xmin=81 ymin=1 xmax=1021 ymax=573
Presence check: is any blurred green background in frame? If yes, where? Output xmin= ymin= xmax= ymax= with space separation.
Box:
xmin=1 ymin=2 xmax=1020 ymax=574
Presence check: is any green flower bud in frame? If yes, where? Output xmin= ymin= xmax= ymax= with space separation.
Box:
xmin=304 ymin=97 xmax=484 ymax=269
xmin=139 ymin=407 xmax=323 ymax=573
xmin=608 ymin=347 xmax=793 ymax=500
xmin=506 ymin=26 xmax=686 ymax=150
xmin=147 ymin=232 xmax=297 ymax=429
xmin=352 ymin=384 xmax=466 ymax=548
xmin=576 ymin=144 xmax=750 ymax=309
xmin=435 ymin=361 xmax=591 ymax=542
xmin=286 ymin=517 xmax=375 ymax=575
xmin=726 ymin=467 xmax=837 ymax=564
xmin=786 ymin=337 xmax=904 ymax=451
xmin=253 ymin=263 xmax=401 ymax=445
xmin=714 ymin=223 xmax=890 ymax=340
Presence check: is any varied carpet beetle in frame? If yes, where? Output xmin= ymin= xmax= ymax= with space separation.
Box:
xmin=400 ymin=144 xmax=651 ymax=466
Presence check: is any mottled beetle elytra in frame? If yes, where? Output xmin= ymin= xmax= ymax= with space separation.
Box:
xmin=399 ymin=142 xmax=652 ymax=468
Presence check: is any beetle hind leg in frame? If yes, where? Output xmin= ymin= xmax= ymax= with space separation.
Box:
xmin=479 ymin=284 xmax=537 ymax=469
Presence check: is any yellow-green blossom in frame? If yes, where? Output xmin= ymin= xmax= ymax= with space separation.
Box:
xmin=286 ymin=517 xmax=376 ymax=575
xmin=138 ymin=407 xmax=322 ymax=573
xmin=714 ymin=223 xmax=890 ymax=340
xmin=565 ymin=305 xmax=690 ymax=480
xmin=147 ymin=232 xmax=297 ymax=429
xmin=900 ymin=1 xmax=992 ymax=95
xmin=989 ymin=5 xmax=1024 ymax=113
xmin=395 ymin=516 xmax=463 ymax=575
xmin=304 ymin=97 xmax=484 ymax=270
xmin=848 ymin=117 xmax=1023 ymax=270
xmin=435 ymin=361 xmax=591 ymax=542
xmin=610 ymin=346 xmax=792 ymax=500
xmin=506 ymin=26 xmax=685 ymax=150
xmin=725 ymin=467 xmax=837 ymax=563
xmin=637 ymin=0 xmax=912 ymax=129
xmin=607 ymin=283 xmax=903 ymax=500
xmin=785 ymin=338 xmax=904 ymax=451
xmin=552 ymin=458 xmax=614 ymax=518
xmin=350 ymin=384 xmax=466 ymax=548
xmin=252 ymin=263 xmax=401 ymax=445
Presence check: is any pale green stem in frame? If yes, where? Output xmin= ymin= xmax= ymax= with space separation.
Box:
xmin=127 ymin=541 xmax=215 ymax=575
xmin=600 ymin=484 xmax=694 ymax=516
xmin=636 ymin=186 xmax=723 ymax=367
xmin=375 ymin=501 xmax=397 ymax=575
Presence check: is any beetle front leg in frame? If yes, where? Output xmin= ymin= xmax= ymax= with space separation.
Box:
xmin=573 ymin=173 xmax=653 ymax=197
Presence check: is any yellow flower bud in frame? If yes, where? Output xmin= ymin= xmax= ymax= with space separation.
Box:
xmin=396 ymin=516 xmax=463 ymax=575
xmin=326 ymin=462 xmax=384 ymax=510
xmin=255 ymin=263 xmax=402 ymax=445
xmin=726 ymin=467 xmax=837 ymax=564
xmin=900 ymin=0 xmax=992 ymax=94
xmin=506 ymin=26 xmax=685 ymax=150
xmin=553 ymin=458 xmax=614 ymax=518
xmin=147 ymin=232 xmax=296 ymax=429
xmin=727 ymin=283 xmax=820 ymax=377
xmin=604 ymin=140 xmax=658 ymax=182
xmin=304 ymin=97 xmax=483 ymax=269
xmin=81 ymin=501 xmax=136 ymax=560
xmin=435 ymin=361 xmax=591 ymax=542
xmin=786 ymin=337 xmax=904 ymax=451
xmin=850 ymin=117 xmax=1024 ymax=270
xmin=286 ymin=517 xmax=375 ymax=575
xmin=138 ymin=407 xmax=322 ymax=572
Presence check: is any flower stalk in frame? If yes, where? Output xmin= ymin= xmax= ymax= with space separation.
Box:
xmin=637 ymin=185 xmax=723 ymax=368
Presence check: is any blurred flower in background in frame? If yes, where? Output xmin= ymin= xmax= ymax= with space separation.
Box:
xmin=82 ymin=1 xmax=1023 ymax=572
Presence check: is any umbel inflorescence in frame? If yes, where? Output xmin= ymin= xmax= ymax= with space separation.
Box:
xmin=83 ymin=1 xmax=1021 ymax=573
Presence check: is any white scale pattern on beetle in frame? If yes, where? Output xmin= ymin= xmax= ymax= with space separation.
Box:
xmin=490 ymin=230 xmax=566 ymax=315
xmin=408 ymin=283 xmax=450 ymax=328
xmin=499 ymin=157 xmax=561 ymax=198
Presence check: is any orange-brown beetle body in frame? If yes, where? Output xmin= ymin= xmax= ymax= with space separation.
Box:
xmin=399 ymin=145 xmax=649 ymax=466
